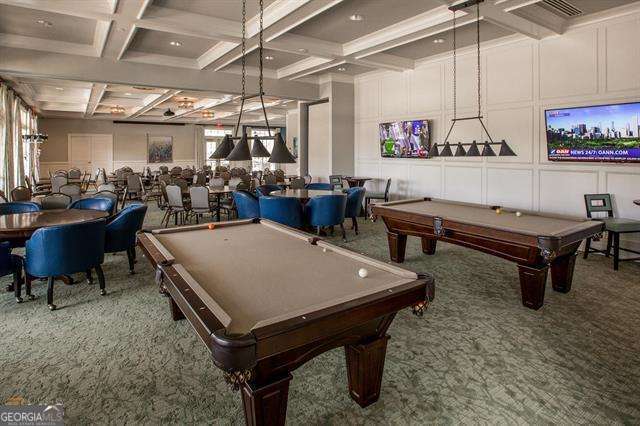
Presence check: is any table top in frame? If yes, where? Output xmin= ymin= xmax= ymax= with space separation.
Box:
xmin=0 ymin=209 xmax=109 ymax=239
xmin=140 ymin=220 xmax=422 ymax=335
xmin=271 ymin=189 xmax=345 ymax=200
xmin=344 ymin=176 xmax=371 ymax=181
xmin=373 ymin=198 xmax=602 ymax=238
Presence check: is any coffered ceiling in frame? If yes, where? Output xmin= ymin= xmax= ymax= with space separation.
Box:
xmin=1 ymin=0 xmax=638 ymax=122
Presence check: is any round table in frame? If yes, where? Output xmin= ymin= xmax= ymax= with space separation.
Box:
xmin=0 ymin=209 xmax=108 ymax=241
xmin=343 ymin=176 xmax=371 ymax=188
xmin=271 ymin=189 xmax=345 ymax=202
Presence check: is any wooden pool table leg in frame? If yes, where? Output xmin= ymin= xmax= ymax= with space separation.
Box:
xmin=517 ymin=264 xmax=548 ymax=310
xmin=345 ymin=334 xmax=390 ymax=408
xmin=168 ymin=296 xmax=185 ymax=321
xmin=241 ymin=373 xmax=292 ymax=426
xmin=550 ymin=251 xmax=577 ymax=293
xmin=387 ymin=232 xmax=407 ymax=263
xmin=421 ymin=237 xmax=437 ymax=255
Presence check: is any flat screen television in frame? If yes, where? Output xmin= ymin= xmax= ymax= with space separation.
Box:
xmin=545 ymin=101 xmax=640 ymax=162
xmin=379 ymin=120 xmax=430 ymax=158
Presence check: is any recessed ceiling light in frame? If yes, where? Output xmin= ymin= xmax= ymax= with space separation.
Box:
xmin=125 ymin=92 xmax=132 ymax=96
xmin=36 ymin=19 xmax=53 ymax=27
xmin=55 ymin=87 xmax=64 ymax=91
xmin=349 ymin=14 xmax=364 ymax=21
xmin=298 ymin=48 xmax=308 ymax=53
xmin=169 ymin=41 xmax=182 ymax=47
xmin=337 ymin=67 xmax=347 ymax=71
xmin=265 ymin=55 xmax=275 ymax=60
xmin=433 ymin=38 xmax=445 ymax=44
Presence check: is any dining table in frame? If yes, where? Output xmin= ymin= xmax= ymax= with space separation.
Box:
xmin=343 ymin=176 xmax=371 ymax=188
xmin=271 ymin=189 xmax=345 ymax=203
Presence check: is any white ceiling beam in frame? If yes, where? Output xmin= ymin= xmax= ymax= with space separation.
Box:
xmin=351 ymin=53 xmax=414 ymax=72
xmin=507 ymin=3 xmax=567 ymax=34
xmin=277 ymin=57 xmax=335 ymax=79
xmin=128 ymin=89 xmax=181 ymax=118
xmin=0 ymin=46 xmax=319 ymax=100
xmin=0 ymin=33 xmax=97 ymax=57
xmin=286 ymin=59 xmax=346 ymax=80
xmin=94 ymin=21 xmax=112 ymax=57
xmin=165 ymin=96 xmax=237 ymax=121
xmin=479 ymin=2 xmax=554 ymax=39
xmin=493 ymin=0 xmax=542 ymax=12
xmin=85 ymin=83 xmax=107 ymax=117
xmin=122 ymin=51 xmax=200 ymax=69
xmin=265 ymin=33 xmax=343 ymax=60
xmin=0 ymin=0 xmax=114 ymax=20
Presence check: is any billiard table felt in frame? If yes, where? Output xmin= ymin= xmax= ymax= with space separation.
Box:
xmin=380 ymin=199 xmax=595 ymax=237
xmin=150 ymin=221 xmax=417 ymax=334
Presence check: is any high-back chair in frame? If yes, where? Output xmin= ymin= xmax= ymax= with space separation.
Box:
xmin=40 ymin=193 xmax=72 ymax=210
xmin=0 ymin=202 xmax=41 ymax=215
xmin=364 ymin=178 xmax=391 ymax=217
xmin=305 ymin=194 xmax=347 ymax=239
xmin=228 ymin=177 xmax=242 ymax=189
xmin=193 ymin=172 xmax=206 ymax=186
xmin=220 ymin=171 xmax=232 ymax=183
xmin=68 ymin=168 xmax=82 ymax=179
xmin=69 ymin=197 xmax=115 ymax=214
xmin=0 ymin=240 xmax=28 ymax=302
xmin=164 ymin=184 xmax=186 ymax=227
xmin=173 ymin=178 xmax=189 ymax=193
xmin=104 ymin=204 xmax=148 ymax=274
xmin=159 ymin=166 xmax=169 ymax=175
xmin=345 ymin=187 xmax=366 ymax=235
xmin=583 ymin=194 xmax=640 ymax=270
xmin=210 ymin=177 xmax=225 ymax=188
xmin=126 ymin=174 xmax=145 ymax=201
xmin=189 ymin=186 xmax=211 ymax=223
xmin=290 ymin=177 xmax=305 ymax=189
xmin=59 ymin=183 xmax=81 ymax=203
xmin=329 ymin=175 xmax=343 ymax=189
xmin=170 ymin=166 xmax=182 ymax=176
xmin=25 ymin=219 xmax=107 ymax=310
xmin=256 ymin=184 xmax=282 ymax=197
xmin=98 ymin=183 xmax=116 ymax=192
xmin=232 ymin=191 xmax=260 ymax=219
xmin=10 ymin=186 xmax=32 ymax=202
xmin=263 ymin=174 xmax=277 ymax=185
xmin=259 ymin=196 xmax=304 ymax=228
xmin=51 ymin=175 xmax=67 ymax=193
xmin=92 ymin=191 xmax=119 ymax=215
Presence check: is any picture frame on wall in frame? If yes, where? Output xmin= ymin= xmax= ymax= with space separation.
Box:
xmin=147 ymin=135 xmax=173 ymax=163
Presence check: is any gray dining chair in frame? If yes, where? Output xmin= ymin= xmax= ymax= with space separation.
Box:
xmin=40 ymin=193 xmax=72 ymax=210
xmin=189 ymin=186 xmax=211 ymax=223
xmin=59 ymin=183 xmax=81 ymax=203
xmin=51 ymin=175 xmax=67 ymax=193
xmin=164 ymin=184 xmax=187 ymax=227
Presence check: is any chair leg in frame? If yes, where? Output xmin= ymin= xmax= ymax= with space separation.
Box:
xmin=583 ymin=238 xmax=591 ymax=259
xmin=340 ymin=223 xmax=346 ymax=241
xmin=606 ymin=232 xmax=613 ymax=257
xmin=86 ymin=269 xmax=93 ymax=284
xmin=613 ymin=232 xmax=620 ymax=271
xmin=352 ymin=217 xmax=359 ymax=235
xmin=47 ymin=276 xmax=56 ymax=310
xmin=317 ymin=226 xmax=321 ymax=236
xmin=126 ymin=247 xmax=135 ymax=274
xmin=13 ymin=268 xmax=23 ymax=303
xmin=96 ymin=265 xmax=107 ymax=295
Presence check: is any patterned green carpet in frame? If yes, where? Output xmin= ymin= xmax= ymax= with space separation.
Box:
xmin=1 ymin=204 xmax=639 ymax=425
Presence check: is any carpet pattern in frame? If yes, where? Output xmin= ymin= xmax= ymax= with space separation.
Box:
xmin=1 ymin=205 xmax=639 ymax=425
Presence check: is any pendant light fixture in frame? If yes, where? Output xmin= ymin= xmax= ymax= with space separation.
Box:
xmin=209 ymin=134 xmax=234 ymax=159
xmin=250 ymin=137 xmax=271 ymax=157
xmin=430 ymin=0 xmax=516 ymax=158
xmin=269 ymin=133 xmax=296 ymax=163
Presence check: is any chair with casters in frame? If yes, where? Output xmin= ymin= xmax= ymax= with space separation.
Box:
xmin=259 ymin=196 xmax=304 ymax=228
xmin=345 ymin=187 xmax=366 ymax=235
xmin=69 ymin=197 xmax=115 ymax=214
xmin=59 ymin=183 xmax=81 ymax=203
xmin=256 ymin=184 xmax=282 ymax=197
xmin=290 ymin=177 xmax=305 ymax=189
xmin=364 ymin=178 xmax=391 ymax=217
xmin=0 ymin=202 xmax=41 ymax=215
xmin=25 ymin=218 xmax=107 ymax=311
xmin=189 ymin=186 xmax=211 ymax=223
xmin=329 ymin=175 xmax=343 ymax=189
xmin=305 ymin=183 xmax=333 ymax=191
xmin=40 ymin=193 xmax=72 ymax=210
xmin=305 ymin=194 xmax=347 ymax=239
xmin=10 ymin=186 xmax=32 ymax=202
xmin=104 ymin=204 xmax=148 ymax=274
xmin=583 ymin=193 xmax=640 ymax=270
xmin=232 ymin=191 xmax=260 ymax=219
xmin=0 ymin=241 xmax=29 ymax=303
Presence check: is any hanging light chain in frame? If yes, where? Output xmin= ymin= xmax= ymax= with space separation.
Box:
xmin=476 ymin=1 xmax=481 ymax=118
xmin=241 ymin=0 xmax=246 ymax=100
xmin=452 ymin=10 xmax=457 ymax=121
xmin=258 ymin=0 xmax=272 ymax=137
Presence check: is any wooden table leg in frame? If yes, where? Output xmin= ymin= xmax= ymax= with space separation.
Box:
xmin=168 ymin=296 xmax=185 ymax=321
xmin=345 ymin=334 xmax=390 ymax=408
xmin=387 ymin=232 xmax=407 ymax=263
xmin=550 ymin=252 xmax=577 ymax=293
xmin=241 ymin=374 xmax=292 ymax=426
xmin=421 ymin=237 xmax=437 ymax=255
xmin=517 ymin=264 xmax=548 ymax=310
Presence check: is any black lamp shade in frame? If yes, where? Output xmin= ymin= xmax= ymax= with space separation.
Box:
xmin=481 ymin=141 xmax=496 ymax=156
xmin=466 ymin=140 xmax=481 ymax=156
xmin=499 ymin=140 xmax=516 ymax=156
xmin=454 ymin=142 xmax=466 ymax=157
xmin=209 ymin=135 xmax=233 ymax=159
xmin=226 ymin=133 xmax=252 ymax=161
xmin=268 ymin=133 xmax=296 ymax=163
xmin=250 ymin=137 xmax=271 ymax=158
xmin=440 ymin=142 xmax=453 ymax=157
xmin=428 ymin=143 xmax=439 ymax=158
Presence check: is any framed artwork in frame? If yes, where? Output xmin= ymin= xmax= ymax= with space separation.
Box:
xmin=147 ymin=135 xmax=173 ymax=163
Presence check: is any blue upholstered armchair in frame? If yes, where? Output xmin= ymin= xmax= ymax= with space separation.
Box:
xmin=259 ymin=196 xmax=304 ymax=228
xmin=0 ymin=202 xmax=41 ymax=215
xmin=305 ymin=183 xmax=333 ymax=191
xmin=345 ymin=187 xmax=366 ymax=235
xmin=0 ymin=241 xmax=29 ymax=303
xmin=305 ymin=194 xmax=347 ymax=239
xmin=104 ymin=204 xmax=148 ymax=274
xmin=25 ymin=219 xmax=107 ymax=311
xmin=233 ymin=191 xmax=260 ymax=219
xmin=256 ymin=184 xmax=283 ymax=197
xmin=69 ymin=197 xmax=115 ymax=214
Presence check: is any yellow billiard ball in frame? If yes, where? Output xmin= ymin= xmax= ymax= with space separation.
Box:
xmin=495 ymin=207 xmax=502 ymax=214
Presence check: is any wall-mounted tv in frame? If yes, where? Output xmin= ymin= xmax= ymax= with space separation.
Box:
xmin=545 ymin=101 xmax=640 ymax=163
xmin=379 ymin=120 xmax=430 ymax=158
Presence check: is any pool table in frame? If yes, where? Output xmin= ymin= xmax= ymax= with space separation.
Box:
xmin=372 ymin=198 xmax=604 ymax=310
xmin=137 ymin=219 xmax=434 ymax=425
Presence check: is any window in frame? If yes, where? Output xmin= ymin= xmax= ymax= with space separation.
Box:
xmin=205 ymin=127 xmax=233 ymax=168
xmin=20 ymin=107 xmax=29 ymax=179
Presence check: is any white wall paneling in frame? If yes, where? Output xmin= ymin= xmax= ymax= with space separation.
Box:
xmin=486 ymin=168 xmax=534 ymax=211
xmin=604 ymin=18 xmax=640 ymax=93
xmin=444 ymin=166 xmax=483 ymax=204
xmin=539 ymin=170 xmax=598 ymax=216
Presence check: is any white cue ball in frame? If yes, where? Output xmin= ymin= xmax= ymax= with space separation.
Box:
xmin=515 ymin=211 xmax=522 ymax=217
xmin=323 ymin=248 xmax=327 ymax=253
xmin=358 ymin=268 xmax=368 ymax=278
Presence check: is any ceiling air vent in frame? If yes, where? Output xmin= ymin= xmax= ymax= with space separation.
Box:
xmin=542 ymin=0 xmax=583 ymax=17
